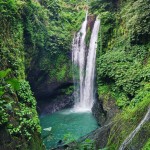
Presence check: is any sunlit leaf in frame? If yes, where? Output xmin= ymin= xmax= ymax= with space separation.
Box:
xmin=0 ymin=69 xmax=11 ymax=78
xmin=6 ymin=79 xmax=20 ymax=91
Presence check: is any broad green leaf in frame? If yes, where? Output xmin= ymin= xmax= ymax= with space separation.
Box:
xmin=0 ymin=69 xmax=11 ymax=78
xmin=0 ymin=86 xmax=4 ymax=97
xmin=6 ymin=79 xmax=20 ymax=91
xmin=0 ymin=91 xmax=4 ymax=97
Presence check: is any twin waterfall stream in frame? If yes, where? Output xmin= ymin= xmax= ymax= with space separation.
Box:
xmin=72 ymin=13 xmax=100 ymax=112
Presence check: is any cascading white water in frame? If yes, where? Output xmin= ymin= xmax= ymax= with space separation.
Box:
xmin=119 ymin=107 xmax=150 ymax=150
xmin=83 ymin=18 xmax=100 ymax=110
xmin=72 ymin=13 xmax=100 ymax=112
xmin=72 ymin=12 xmax=88 ymax=106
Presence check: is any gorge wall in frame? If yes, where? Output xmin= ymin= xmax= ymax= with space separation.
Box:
xmin=0 ymin=0 xmax=86 ymax=149
xmin=90 ymin=0 xmax=150 ymax=149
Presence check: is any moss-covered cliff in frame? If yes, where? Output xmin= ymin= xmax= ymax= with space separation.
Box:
xmin=0 ymin=0 xmax=86 ymax=149
xmin=90 ymin=0 xmax=150 ymax=149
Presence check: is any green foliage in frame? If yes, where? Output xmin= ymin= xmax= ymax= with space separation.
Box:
xmin=120 ymin=0 xmax=150 ymax=45
xmin=100 ymin=11 xmax=115 ymax=52
xmin=130 ymin=84 xmax=150 ymax=107
xmin=0 ymin=69 xmax=41 ymax=143
xmin=0 ymin=106 xmax=9 ymax=126
xmin=6 ymin=80 xmax=42 ymax=141
xmin=97 ymin=50 xmax=141 ymax=96
xmin=63 ymin=133 xmax=76 ymax=144
xmin=143 ymin=139 xmax=150 ymax=150
xmin=8 ymin=102 xmax=40 ymax=140
xmin=0 ymin=69 xmax=11 ymax=78
xmin=77 ymin=139 xmax=95 ymax=150
xmin=23 ymin=0 xmax=86 ymax=82
xmin=97 ymin=83 xmax=129 ymax=108
xmin=18 ymin=80 xmax=36 ymax=107
xmin=61 ymin=86 xmax=74 ymax=95
xmin=0 ymin=14 xmax=25 ymax=78
xmin=0 ymin=69 xmax=20 ymax=125
xmin=6 ymin=78 xmax=20 ymax=91
xmin=93 ymin=0 xmax=150 ymax=148
xmin=0 ymin=0 xmax=86 ymax=84
xmin=47 ymin=55 xmax=72 ymax=82
xmin=0 ymin=0 xmax=25 ymax=20
xmin=0 ymin=1 xmax=25 ymax=78
xmin=0 ymin=69 xmax=11 ymax=96
xmin=99 ymin=148 xmax=109 ymax=150
xmin=107 ymin=84 xmax=150 ymax=149
xmin=90 ymin=0 xmax=116 ymax=14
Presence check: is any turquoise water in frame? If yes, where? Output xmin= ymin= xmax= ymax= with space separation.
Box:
xmin=40 ymin=109 xmax=98 ymax=149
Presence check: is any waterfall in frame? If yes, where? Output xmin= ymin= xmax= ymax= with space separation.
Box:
xmin=72 ymin=13 xmax=100 ymax=112
xmin=119 ymin=107 xmax=150 ymax=150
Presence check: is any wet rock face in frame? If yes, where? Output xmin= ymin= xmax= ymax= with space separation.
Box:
xmin=92 ymin=95 xmax=120 ymax=126
xmin=36 ymin=81 xmax=73 ymax=100
xmin=92 ymin=100 xmax=107 ymax=126
xmin=35 ymin=81 xmax=74 ymax=115
xmin=87 ymin=15 xmax=96 ymax=30
xmin=82 ymin=123 xmax=112 ymax=149
xmin=27 ymin=68 xmax=74 ymax=115
xmin=38 ymin=94 xmax=74 ymax=115
xmin=102 ymin=96 xmax=120 ymax=124
xmin=27 ymin=62 xmax=73 ymax=100
xmin=88 ymin=96 xmax=120 ymax=149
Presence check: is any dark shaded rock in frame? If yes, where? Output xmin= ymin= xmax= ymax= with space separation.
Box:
xmin=92 ymin=99 xmax=107 ymax=126
xmin=57 ymin=140 xmax=63 ymax=145
xmin=38 ymin=94 xmax=74 ymax=115
xmin=27 ymin=65 xmax=73 ymax=101
xmin=92 ymin=95 xmax=120 ymax=126
xmin=81 ymin=122 xmax=112 ymax=149
xmin=35 ymin=81 xmax=73 ymax=100
xmin=87 ymin=15 xmax=96 ymax=30
xmin=51 ymin=144 xmax=70 ymax=150
xmin=27 ymin=67 xmax=74 ymax=115
xmin=0 ymin=128 xmax=45 ymax=150
xmin=101 ymin=96 xmax=120 ymax=125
